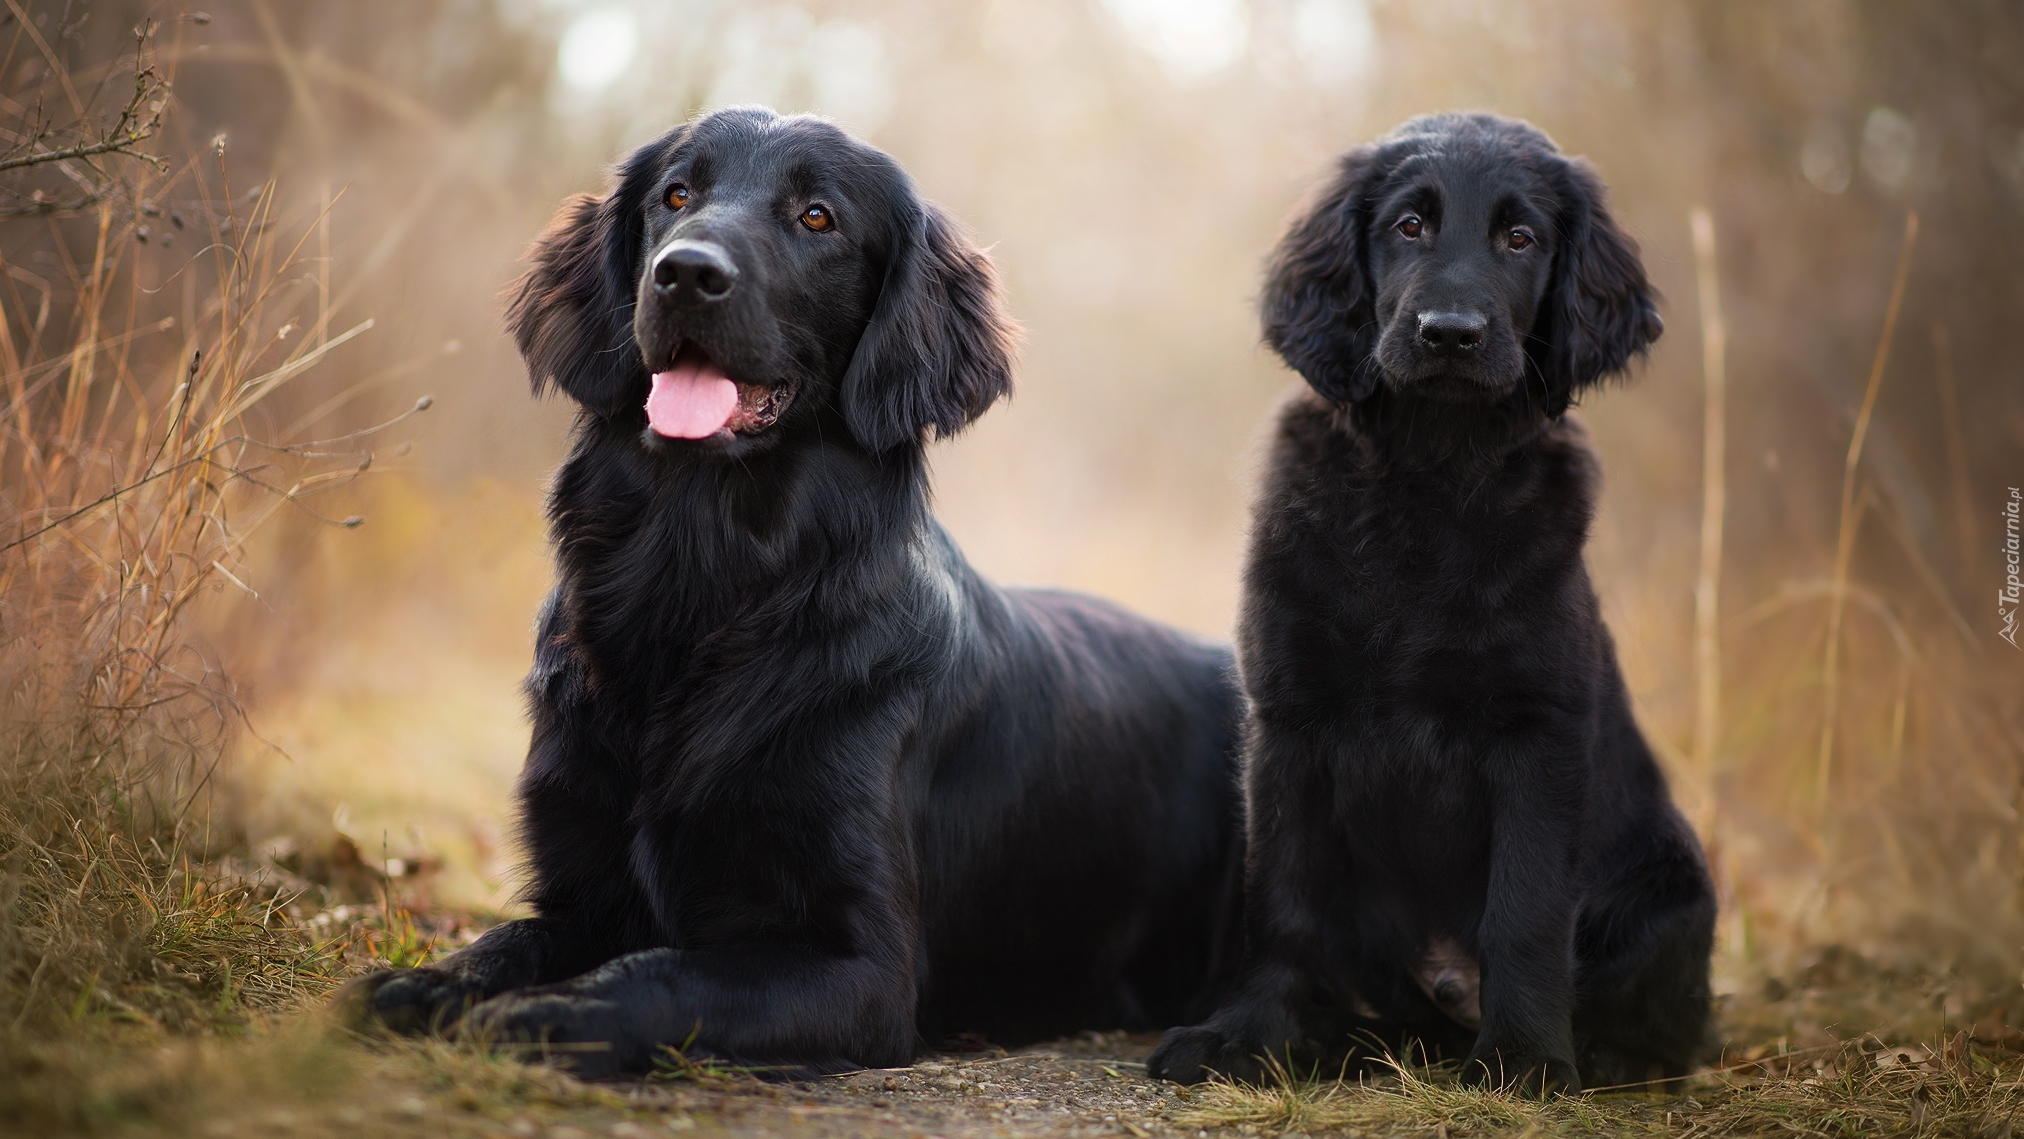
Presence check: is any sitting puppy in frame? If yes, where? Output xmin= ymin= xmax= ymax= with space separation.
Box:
xmin=341 ymin=108 xmax=1244 ymax=1077
xmin=1148 ymin=113 xmax=1715 ymax=1093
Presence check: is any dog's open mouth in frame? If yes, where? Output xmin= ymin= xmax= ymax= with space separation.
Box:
xmin=644 ymin=344 xmax=794 ymax=440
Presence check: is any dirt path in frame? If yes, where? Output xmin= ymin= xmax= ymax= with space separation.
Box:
xmin=317 ymin=1034 xmax=1198 ymax=1139
xmin=650 ymin=1039 xmax=1183 ymax=1139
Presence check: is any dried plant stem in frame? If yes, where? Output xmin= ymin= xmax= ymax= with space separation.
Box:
xmin=1689 ymin=207 xmax=1726 ymax=832
xmin=1816 ymin=211 xmax=1918 ymax=820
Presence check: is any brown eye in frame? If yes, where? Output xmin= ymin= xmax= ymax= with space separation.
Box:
xmin=801 ymin=204 xmax=833 ymax=232
xmin=1508 ymin=227 xmax=1534 ymax=250
xmin=665 ymin=183 xmax=690 ymax=210
xmin=1397 ymin=214 xmax=1423 ymax=239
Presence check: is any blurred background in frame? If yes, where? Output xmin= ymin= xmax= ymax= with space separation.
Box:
xmin=6 ymin=0 xmax=2022 ymax=1032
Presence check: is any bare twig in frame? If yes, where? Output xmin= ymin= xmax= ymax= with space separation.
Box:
xmin=0 ymin=18 xmax=170 ymax=209
xmin=0 ymin=127 xmax=164 ymax=174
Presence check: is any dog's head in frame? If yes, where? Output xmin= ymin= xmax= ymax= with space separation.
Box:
xmin=508 ymin=107 xmax=1015 ymax=457
xmin=1263 ymin=112 xmax=1661 ymax=415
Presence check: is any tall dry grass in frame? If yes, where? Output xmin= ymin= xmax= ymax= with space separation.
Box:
xmin=0 ymin=11 xmax=404 ymax=1060
xmin=1692 ymin=215 xmax=2022 ymax=1007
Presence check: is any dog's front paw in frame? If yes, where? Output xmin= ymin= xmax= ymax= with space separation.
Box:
xmin=459 ymin=990 xmax=638 ymax=1079
xmin=1148 ymin=1024 xmax=1268 ymax=1085
xmin=336 ymin=967 xmax=488 ymax=1036
xmin=1460 ymin=1044 xmax=1580 ymax=1096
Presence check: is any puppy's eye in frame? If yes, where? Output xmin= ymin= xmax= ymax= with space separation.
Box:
xmin=665 ymin=184 xmax=690 ymax=210
xmin=1396 ymin=215 xmax=1423 ymax=239
xmin=1507 ymin=227 xmax=1534 ymax=250
xmin=800 ymin=204 xmax=834 ymax=232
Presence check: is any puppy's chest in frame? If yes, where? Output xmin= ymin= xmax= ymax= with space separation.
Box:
xmin=1250 ymin=472 xmax=1591 ymax=729
xmin=1305 ymin=482 xmax=1563 ymax=617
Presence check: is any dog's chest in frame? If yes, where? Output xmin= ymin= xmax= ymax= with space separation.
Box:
xmin=1250 ymin=449 xmax=1594 ymax=743
xmin=1310 ymin=477 xmax=1563 ymax=639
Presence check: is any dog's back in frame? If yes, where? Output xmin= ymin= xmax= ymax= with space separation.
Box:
xmin=910 ymin=533 xmax=1245 ymax=1042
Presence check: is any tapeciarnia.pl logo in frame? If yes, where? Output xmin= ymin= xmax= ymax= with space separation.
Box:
xmin=2002 ymin=486 xmax=2021 ymax=649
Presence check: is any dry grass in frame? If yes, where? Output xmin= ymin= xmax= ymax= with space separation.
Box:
xmin=1170 ymin=1031 xmax=2024 ymax=1138
xmin=0 ymin=1019 xmax=348 ymax=1134
xmin=0 ymin=16 xmax=511 ymax=1134
xmin=1171 ymin=1058 xmax=1667 ymax=1136
xmin=0 ymin=7 xmax=409 ymax=1117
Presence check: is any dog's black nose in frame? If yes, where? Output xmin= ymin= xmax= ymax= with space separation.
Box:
xmin=652 ymin=242 xmax=739 ymax=306
xmin=1417 ymin=311 xmax=1487 ymax=356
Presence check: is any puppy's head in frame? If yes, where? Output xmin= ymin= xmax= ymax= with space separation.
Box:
xmin=1263 ymin=112 xmax=1661 ymax=415
xmin=508 ymin=107 xmax=1015 ymax=458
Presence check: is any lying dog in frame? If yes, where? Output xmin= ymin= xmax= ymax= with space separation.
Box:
xmin=1148 ymin=113 xmax=1715 ymax=1092
xmin=341 ymin=108 xmax=1244 ymax=1077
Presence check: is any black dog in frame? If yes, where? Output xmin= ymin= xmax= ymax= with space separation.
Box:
xmin=340 ymin=108 xmax=1244 ymax=1077
xmin=1147 ymin=113 xmax=1715 ymax=1093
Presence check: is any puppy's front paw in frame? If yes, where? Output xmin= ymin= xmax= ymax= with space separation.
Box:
xmin=459 ymin=990 xmax=637 ymax=1080
xmin=1148 ymin=1024 xmax=1268 ymax=1086
xmin=1460 ymin=1045 xmax=1580 ymax=1096
xmin=335 ymin=967 xmax=486 ymax=1036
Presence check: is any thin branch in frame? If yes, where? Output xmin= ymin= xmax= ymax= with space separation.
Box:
xmin=0 ymin=129 xmax=164 ymax=174
xmin=0 ymin=20 xmax=169 ymax=190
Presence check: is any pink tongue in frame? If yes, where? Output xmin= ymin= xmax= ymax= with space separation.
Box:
xmin=645 ymin=360 xmax=738 ymax=439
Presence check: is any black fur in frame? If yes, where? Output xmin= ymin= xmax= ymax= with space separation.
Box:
xmin=1148 ymin=113 xmax=1713 ymax=1093
xmin=340 ymin=108 xmax=1244 ymax=1077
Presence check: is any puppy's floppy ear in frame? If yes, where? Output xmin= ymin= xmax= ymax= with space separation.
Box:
xmin=842 ymin=202 xmax=1016 ymax=453
xmin=506 ymin=134 xmax=671 ymax=418
xmin=1263 ymin=146 xmax=1387 ymax=404
xmin=1534 ymin=157 xmax=1664 ymax=414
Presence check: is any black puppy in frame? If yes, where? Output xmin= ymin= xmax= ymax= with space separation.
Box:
xmin=340 ymin=108 xmax=1243 ymax=1077
xmin=1148 ymin=113 xmax=1715 ymax=1092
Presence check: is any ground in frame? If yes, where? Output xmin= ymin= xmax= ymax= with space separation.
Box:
xmin=371 ymin=1035 xmax=1185 ymax=1139
xmin=98 ymin=1010 xmax=2024 ymax=1139
xmin=9 ymin=882 xmax=2020 ymax=1137
xmin=53 ymin=1029 xmax=1199 ymax=1139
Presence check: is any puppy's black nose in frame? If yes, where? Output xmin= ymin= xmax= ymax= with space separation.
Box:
xmin=1417 ymin=311 xmax=1487 ymax=356
xmin=652 ymin=242 xmax=739 ymax=306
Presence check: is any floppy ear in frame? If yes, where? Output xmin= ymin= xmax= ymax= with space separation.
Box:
xmin=1263 ymin=146 xmax=1387 ymax=404
xmin=841 ymin=202 xmax=1016 ymax=453
xmin=505 ymin=136 xmax=670 ymax=418
xmin=1534 ymin=157 xmax=1664 ymax=414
